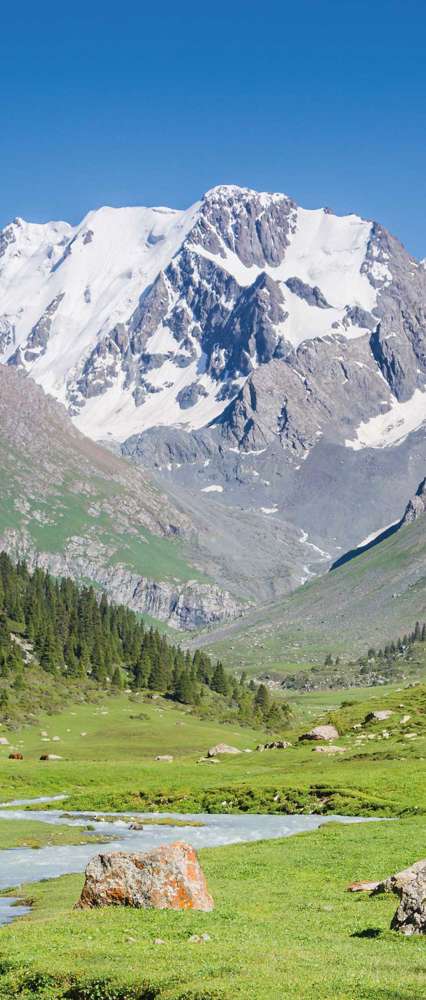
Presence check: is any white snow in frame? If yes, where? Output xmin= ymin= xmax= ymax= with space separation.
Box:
xmin=0 ymin=189 xmax=380 ymax=443
xmin=299 ymin=529 xmax=330 ymax=560
xmin=345 ymin=389 xmax=426 ymax=450
xmin=357 ymin=521 xmax=399 ymax=548
xmin=260 ymin=505 xmax=278 ymax=514
xmin=200 ymin=484 xmax=224 ymax=494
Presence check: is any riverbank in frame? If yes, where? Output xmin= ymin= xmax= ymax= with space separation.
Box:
xmin=0 ymin=818 xmax=110 ymax=850
xmin=0 ymin=688 xmax=425 ymax=819
xmin=0 ymin=815 xmax=424 ymax=999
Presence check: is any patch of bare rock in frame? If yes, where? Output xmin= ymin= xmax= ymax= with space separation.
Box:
xmin=76 ymin=842 xmax=214 ymax=912
xmin=207 ymin=743 xmax=241 ymax=757
xmin=365 ymin=710 xmax=393 ymax=722
xmin=299 ymin=724 xmax=339 ymax=742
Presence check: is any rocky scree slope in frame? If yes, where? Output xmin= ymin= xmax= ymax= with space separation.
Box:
xmin=0 ymin=366 xmax=238 ymax=629
xmin=2 ymin=185 xmax=426 ymax=598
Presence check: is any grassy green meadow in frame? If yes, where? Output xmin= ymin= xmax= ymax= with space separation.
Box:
xmin=1 ymin=816 xmax=425 ymax=999
xmin=0 ymin=683 xmax=424 ymax=998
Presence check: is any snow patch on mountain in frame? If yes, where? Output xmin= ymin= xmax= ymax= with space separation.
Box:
xmin=345 ymin=388 xmax=426 ymax=450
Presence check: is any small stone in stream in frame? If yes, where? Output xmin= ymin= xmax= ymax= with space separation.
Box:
xmin=365 ymin=710 xmax=393 ymax=722
xmin=76 ymin=842 xmax=214 ymax=911
xmin=299 ymin=724 xmax=339 ymax=742
xmin=207 ymin=743 xmax=241 ymax=757
xmin=347 ymin=880 xmax=380 ymax=892
xmin=374 ymin=859 xmax=426 ymax=935
xmin=155 ymin=754 xmax=173 ymax=762
xmin=128 ymin=821 xmax=144 ymax=830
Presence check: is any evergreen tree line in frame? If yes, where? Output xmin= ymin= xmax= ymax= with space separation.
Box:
xmin=0 ymin=553 xmax=287 ymax=727
xmin=323 ymin=621 xmax=426 ymax=671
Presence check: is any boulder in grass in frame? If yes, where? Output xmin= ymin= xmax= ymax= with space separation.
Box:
xmin=76 ymin=842 xmax=214 ymax=911
xmin=365 ymin=710 xmax=393 ymax=723
xmin=299 ymin=724 xmax=339 ymax=742
xmin=373 ymin=860 xmax=426 ymax=935
xmin=313 ymin=745 xmax=345 ymax=754
xmin=207 ymin=743 xmax=241 ymax=757
xmin=0 ymin=738 xmax=9 ymax=746
xmin=155 ymin=754 xmax=173 ymax=762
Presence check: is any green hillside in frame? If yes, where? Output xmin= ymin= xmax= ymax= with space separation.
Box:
xmin=0 ymin=366 xmax=208 ymax=623
xmin=194 ymin=515 xmax=426 ymax=673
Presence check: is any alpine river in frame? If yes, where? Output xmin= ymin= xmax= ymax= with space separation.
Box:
xmin=0 ymin=797 xmax=376 ymax=926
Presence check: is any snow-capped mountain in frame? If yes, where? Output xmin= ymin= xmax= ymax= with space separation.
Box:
xmin=2 ymin=183 xmax=415 ymax=443
xmin=2 ymin=184 xmax=426 ymax=602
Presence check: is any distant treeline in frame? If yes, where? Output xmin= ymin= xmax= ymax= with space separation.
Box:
xmin=281 ymin=621 xmax=426 ymax=692
xmin=0 ymin=552 xmax=287 ymax=728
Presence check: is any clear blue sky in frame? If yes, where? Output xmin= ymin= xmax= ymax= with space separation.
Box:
xmin=1 ymin=0 xmax=425 ymax=256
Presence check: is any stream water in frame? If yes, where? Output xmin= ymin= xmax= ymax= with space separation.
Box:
xmin=0 ymin=797 xmax=375 ymax=926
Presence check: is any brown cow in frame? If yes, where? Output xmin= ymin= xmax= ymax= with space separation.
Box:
xmin=8 ymin=752 xmax=23 ymax=760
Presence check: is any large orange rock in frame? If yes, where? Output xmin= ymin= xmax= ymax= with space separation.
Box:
xmin=76 ymin=841 xmax=214 ymax=911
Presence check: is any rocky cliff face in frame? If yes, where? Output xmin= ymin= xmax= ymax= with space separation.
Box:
xmin=401 ymin=477 xmax=426 ymax=524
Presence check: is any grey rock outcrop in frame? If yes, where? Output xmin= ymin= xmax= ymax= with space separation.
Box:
xmin=401 ymin=477 xmax=426 ymax=524
xmin=207 ymin=743 xmax=241 ymax=757
xmin=374 ymin=860 xmax=426 ymax=935
xmin=299 ymin=724 xmax=339 ymax=742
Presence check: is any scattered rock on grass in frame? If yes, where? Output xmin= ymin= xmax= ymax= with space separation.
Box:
xmin=374 ymin=860 xmax=426 ymax=935
xmin=365 ymin=710 xmax=393 ymax=723
xmin=207 ymin=743 xmax=241 ymax=757
xmin=76 ymin=842 xmax=214 ymax=911
xmin=347 ymin=880 xmax=380 ymax=892
xmin=299 ymin=725 xmax=339 ymax=742
xmin=256 ymin=740 xmax=291 ymax=751
xmin=313 ymin=745 xmax=345 ymax=754
xmin=155 ymin=754 xmax=173 ymax=762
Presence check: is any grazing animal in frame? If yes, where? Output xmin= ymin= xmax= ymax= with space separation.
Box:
xmin=8 ymin=752 xmax=23 ymax=760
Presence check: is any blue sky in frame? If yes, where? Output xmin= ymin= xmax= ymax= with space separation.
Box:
xmin=0 ymin=0 xmax=425 ymax=256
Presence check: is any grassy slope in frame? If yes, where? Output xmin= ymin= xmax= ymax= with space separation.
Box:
xmin=195 ymin=516 xmax=426 ymax=671
xmin=1 ymin=817 xmax=425 ymax=999
xmin=0 ymin=367 xmax=206 ymax=596
xmin=0 ymin=687 xmax=424 ymax=818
